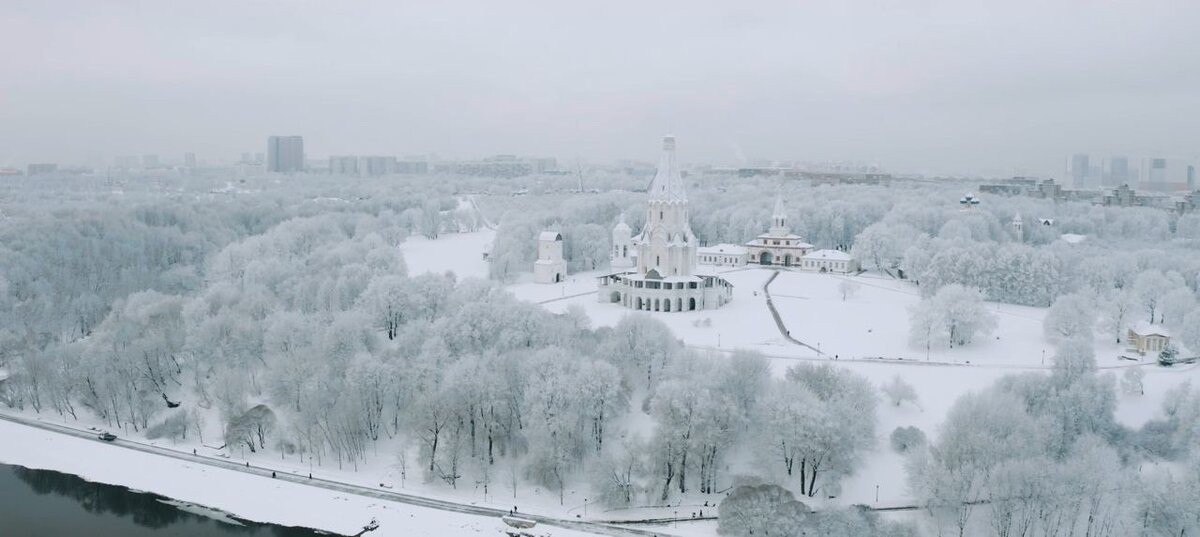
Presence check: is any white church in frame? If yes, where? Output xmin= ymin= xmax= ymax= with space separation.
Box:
xmin=533 ymin=231 xmax=567 ymax=283
xmin=596 ymin=136 xmax=734 ymax=312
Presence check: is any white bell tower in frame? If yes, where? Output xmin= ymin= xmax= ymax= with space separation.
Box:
xmin=611 ymin=213 xmax=634 ymax=268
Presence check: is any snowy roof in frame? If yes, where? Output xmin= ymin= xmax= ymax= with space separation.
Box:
xmin=750 ymin=233 xmax=810 ymax=244
xmin=1131 ymin=321 xmax=1170 ymax=338
xmin=613 ymin=213 xmax=630 ymax=232
xmin=698 ymin=243 xmax=748 ymax=255
xmin=647 ymin=135 xmax=688 ymax=204
xmin=538 ymin=231 xmax=562 ymax=241
xmin=618 ymin=272 xmax=703 ymax=283
xmin=803 ymin=249 xmax=853 ymax=261
xmin=1059 ymin=233 xmax=1086 ymax=244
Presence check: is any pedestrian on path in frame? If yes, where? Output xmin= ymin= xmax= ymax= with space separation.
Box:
xmin=272 ymin=471 xmax=276 ymax=478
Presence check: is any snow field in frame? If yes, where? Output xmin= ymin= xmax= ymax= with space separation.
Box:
xmin=505 ymin=258 xmax=1200 ymax=509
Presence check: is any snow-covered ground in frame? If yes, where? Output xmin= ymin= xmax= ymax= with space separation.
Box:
xmin=503 ymin=258 xmax=1200 ymax=508
xmin=4 ymin=229 xmax=1195 ymax=535
xmin=400 ymin=229 xmax=495 ymax=280
xmin=0 ymin=417 xmax=603 ymax=537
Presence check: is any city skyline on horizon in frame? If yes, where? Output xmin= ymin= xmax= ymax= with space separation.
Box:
xmin=5 ymin=1 xmax=1200 ymax=178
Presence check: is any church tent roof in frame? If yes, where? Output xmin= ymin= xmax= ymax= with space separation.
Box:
xmin=647 ymin=135 xmax=688 ymax=204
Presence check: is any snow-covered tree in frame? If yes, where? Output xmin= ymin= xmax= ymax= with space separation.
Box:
xmin=754 ymin=364 xmax=877 ymax=498
xmin=908 ymin=284 xmax=997 ymax=349
xmin=717 ymin=484 xmax=809 ymax=537
xmin=1135 ymin=269 xmax=1176 ymax=324
xmin=1042 ymin=291 xmax=1095 ymax=343
xmin=881 ymin=375 xmax=918 ymax=408
xmin=838 ymin=279 xmax=861 ymax=301
xmin=1121 ymin=366 xmax=1145 ymax=396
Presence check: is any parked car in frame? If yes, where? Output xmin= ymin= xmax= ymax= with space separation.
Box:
xmin=98 ymin=432 xmax=117 ymax=442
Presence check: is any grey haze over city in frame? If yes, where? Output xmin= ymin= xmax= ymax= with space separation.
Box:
xmin=3 ymin=0 xmax=1200 ymax=176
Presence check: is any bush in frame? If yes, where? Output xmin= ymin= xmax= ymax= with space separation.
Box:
xmin=146 ymin=411 xmax=189 ymax=441
xmin=718 ymin=484 xmax=809 ymax=536
xmin=1159 ymin=344 xmax=1179 ymax=367
xmin=890 ymin=426 xmax=927 ymax=453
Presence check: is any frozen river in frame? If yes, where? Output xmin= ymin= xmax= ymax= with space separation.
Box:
xmin=0 ymin=463 xmax=331 ymax=537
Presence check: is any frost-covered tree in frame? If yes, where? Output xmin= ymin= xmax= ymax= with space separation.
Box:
xmin=851 ymin=222 xmax=924 ymax=274
xmin=908 ymin=284 xmax=997 ymax=350
xmin=1099 ymin=289 xmax=1138 ymax=343
xmin=1135 ymin=269 xmax=1176 ymax=324
xmin=881 ymin=375 xmax=918 ymax=408
xmin=838 ymin=279 xmax=861 ymax=301
xmin=717 ymin=484 xmax=809 ymax=537
xmin=1121 ymin=366 xmax=1145 ymax=396
xmin=754 ymin=364 xmax=877 ymax=498
xmin=890 ymin=426 xmax=927 ymax=453
xmin=1159 ymin=286 xmax=1197 ymax=329
xmin=589 ymin=436 xmax=647 ymax=507
xmin=1042 ymin=291 xmax=1095 ymax=343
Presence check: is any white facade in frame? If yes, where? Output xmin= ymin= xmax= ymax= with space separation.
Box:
xmin=800 ymin=249 xmax=859 ymax=273
xmin=698 ymin=244 xmax=748 ymax=267
xmin=745 ymin=194 xmax=813 ymax=266
xmin=597 ymin=136 xmax=733 ymax=312
xmin=610 ymin=213 xmax=634 ymax=268
xmin=533 ymin=231 xmax=566 ymax=284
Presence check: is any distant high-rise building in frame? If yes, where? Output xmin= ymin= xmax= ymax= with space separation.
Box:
xmin=1145 ymin=158 xmax=1167 ymax=189
xmin=395 ymin=160 xmax=429 ymax=174
xmin=360 ymin=156 xmax=397 ymax=176
xmin=142 ymin=154 xmax=160 ymax=168
xmin=1069 ymin=154 xmax=1090 ymax=188
xmin=1139 ymin=157 xmax=1195 ymax=192
xmin=1106 ymin=156 xmax=1129 ymax=187
xmin=27 ymin=163 xmax=58 ymax=175
xmin=267 ymin=136 xmax=304 ymax=173
xmin=241 ymin=152 xmax=253 ymax=164
xmin=184 ymin=152 xmax=197 ymax=168
xmin=329 ymin=156 xmax=359 ymax=175
xmin=114 ymin=155 xmax=140 ymax=169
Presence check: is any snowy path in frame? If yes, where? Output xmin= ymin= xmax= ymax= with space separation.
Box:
xmin=0 ymin=412 xmax=665 ymax=537
xmin=762 ymin=270 xmax=825 ymax=355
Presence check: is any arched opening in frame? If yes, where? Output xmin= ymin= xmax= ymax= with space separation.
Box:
xmin=610 ymin=291 xmax=621 ymax=303
xmin=555 ymin=273 xmax=562 ymax=283
xmin=676 ymin=298 xmax=682 ymax=312
xmin=664 ymin=300 xmax=671 ymax=312
xmin=783 ymin=254 xmax=792 ymax=267
xmin=759 ymin=251 xmax=772 ymax=265
xmin=653 ymin=299 xmax=660 ymax=311
xmin=635 ymin=297 xmax=643 ymax=310
xmin=689 ymin=298 xmax=696 ymax=310
xmin=819 ymin=266 xmax=828 ymax=273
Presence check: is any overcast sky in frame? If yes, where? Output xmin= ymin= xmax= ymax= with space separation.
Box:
xmin=2 ymin=0 xmax=1198 ymax=176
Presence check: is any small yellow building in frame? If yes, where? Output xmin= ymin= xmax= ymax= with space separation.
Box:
xmin=1128 ymin=322 xmax=1170 ymax=355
